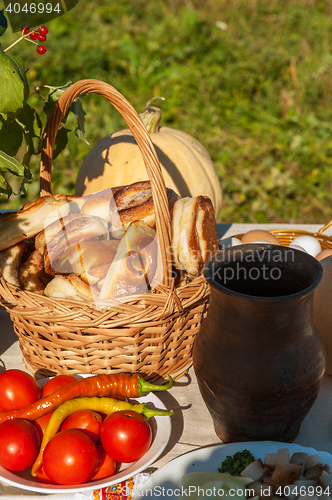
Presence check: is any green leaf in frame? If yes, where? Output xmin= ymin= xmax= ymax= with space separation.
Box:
xmin=43 ymin=82 xmax=89 ymax=145
xmin=9 ymin=54 xmax=29 ymax=102
xmin=0 ymin=116 xmax=23 ymax=156
xmin=70 ymin=99 xmax=89 ymax=144
xmin=18 ymin=174 xmax=32 ymax=196
xmin=16 ymin=103 xmax=42 ymax=138
xmin=43 ymin=82 xmax=73 ymax=119
xmin=0 ymin=149 xmax=26 ymax=176
xmin=0 ymin=9 xmax=7 ymax=36
xmin=0 ymin=150 xmax=32 ymax=198
xmin=16 ymin=103 xmax=43 ymax=167
xmin=53 ymin=126 xmax=71 ymax=159
xmin=0 ymin=49 xmax=26 ymax=118
xmin=0 ymin=172 xmax=12 ymax=197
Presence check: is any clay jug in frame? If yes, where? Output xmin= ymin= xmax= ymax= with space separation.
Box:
xmin=193 ymin=244 xmax=325 ymax=443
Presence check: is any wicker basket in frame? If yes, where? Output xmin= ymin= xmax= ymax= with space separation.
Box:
xmin=233 ymin=220 xmax=332 ymax=250
xmin=0 ymin=79 xmax=210 ymax=381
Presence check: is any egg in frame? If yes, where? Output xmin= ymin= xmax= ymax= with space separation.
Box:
xmin=219 ymin=237 xmax=243 ymax=249
xmin=289 ymin=236 xmax=321 ymax=257
xmin=315 ymin=248 xmax=332 ymax=261
xmin=241 ymin=230 xmax=280 ymax=245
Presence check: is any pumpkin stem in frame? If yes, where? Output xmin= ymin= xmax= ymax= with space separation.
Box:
xmin=139 ymin=97 xmax=165 ymax=133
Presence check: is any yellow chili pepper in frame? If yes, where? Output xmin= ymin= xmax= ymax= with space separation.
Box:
xmin=31 ymin=396 xmax=173 ymax=477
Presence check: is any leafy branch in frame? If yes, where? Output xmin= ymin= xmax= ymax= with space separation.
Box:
xmin=0 ymin=12 xmax=87 ymax=198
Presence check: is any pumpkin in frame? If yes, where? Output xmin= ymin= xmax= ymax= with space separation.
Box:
xmin=75 ymin=101 xmax=223 ymax=219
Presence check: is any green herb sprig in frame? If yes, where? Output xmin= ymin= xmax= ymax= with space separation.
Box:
xmin=218 ymin=450 xmax=255 ymax=476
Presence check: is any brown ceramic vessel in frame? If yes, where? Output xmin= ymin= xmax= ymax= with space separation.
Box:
xmin=193 ymin=244 xmax=326 ymax=443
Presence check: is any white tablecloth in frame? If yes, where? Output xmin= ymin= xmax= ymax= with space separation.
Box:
xmin=0 ymin=223 xmax=332 ymax=498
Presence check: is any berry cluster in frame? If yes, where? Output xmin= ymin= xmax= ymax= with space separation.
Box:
xmin=21 ymin=24 xmax=48 ymax=55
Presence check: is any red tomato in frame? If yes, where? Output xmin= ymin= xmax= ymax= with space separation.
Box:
xmin=0 ymin=369 xmax=41 ymax=411
xmin=34 ymin=411 xmax=54 ymax=439
xmin=100 ymin=410 xmax=152 ymax=463
xmin=61 ymin=410 xmax=102 ymax=443
xmin=43 ymin=429 xmax=98 ymax=485
xmin=90 ymin=444 xmax=116 ymax=481
xmin=35 ymin=463 xmax=55 ymax=484
xmin=0 ymin=419 xmax=40 ymax=471
xmin=41 ymin=374 xmax=77 ymax=398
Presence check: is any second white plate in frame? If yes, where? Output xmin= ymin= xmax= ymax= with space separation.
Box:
xmin=133 ymin=441 xmax=332 ymax=500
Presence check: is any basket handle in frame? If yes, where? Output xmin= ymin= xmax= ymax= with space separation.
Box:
xmin=40 ymin=79 xmax=172 ymax=286
xmin=317 ymin=220 xmax=332 ymax=235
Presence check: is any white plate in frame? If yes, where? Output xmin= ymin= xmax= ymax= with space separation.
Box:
xmin=0 ymin=375 xmax=172 ymax=494
xmin=133 ymin=441 xmax=332 ymax=500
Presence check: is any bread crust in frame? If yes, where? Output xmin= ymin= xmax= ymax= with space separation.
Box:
xmin=109 ymin=181 xmax=180 ymax=238
xmin=171 ymin=196 xmax=218 ymax=276
xmin=0 ymin=242 xmax=28 ymax=287
xmin=80 ymin=186 xmax=124 ymax=222
xmin=195 ymin=195 xmax=218 ymax=263
xmin=99 ymin=224 xmax=159 ymax=300
xmin=0 ymin=195 xmax=70 ymax=252
xmin=18 ymin=250 xmax=51 ymax=294
xmin=39 ymin=214 xmax=110 ymax=276
xmin=65 ymin=239 xmax=120 ymax=285
xmin=44 ymin=274 xmax=97 ymax=301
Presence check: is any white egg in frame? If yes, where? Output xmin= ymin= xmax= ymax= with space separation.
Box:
xmin=287 ymin=244 xmax=308 ymax=253
xmin=219 ymin=237 xmax=243 ymax=249
xmin=289 ymin=236 xmax=322 ymax=257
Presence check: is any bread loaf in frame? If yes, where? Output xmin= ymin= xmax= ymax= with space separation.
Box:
xmin=18 ymin=250 xmax=51 ymax=294
xmin=80 ymin=186 xmax=124 ymax=222
xmin=0 ymin=242 xmax=28 ymax=287
xmin=99 ymin=224 xmax=159 ymax=300
xmin=64 ymin=239 xmax=119 ymax=285
xmin=0 ymin=195 xmax=70 ymax=252
xmin=171 ymin=196 xmax=218 ymax=276
xmin=44 ymin=274 xmax=98 ymax=301
xmin=109 ymin=181 xmax=180 ymax=238
xmin=0 ymin=185 xmax=218 ymax=299
xmin=37 ymin=213 xmax=110 ymax=276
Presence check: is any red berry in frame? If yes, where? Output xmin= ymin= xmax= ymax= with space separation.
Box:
xmin=37 ymin=45 xmax=47 ymax=55
xmin=22 ymin=26 xmax=30 ymax=35
xmin=39 ymin=25 xmax=48 ymax=36
xmin=30 ymin=31 xmax=38 ymax=40
xmin=37 ymin=34 xmax=47 ymax=42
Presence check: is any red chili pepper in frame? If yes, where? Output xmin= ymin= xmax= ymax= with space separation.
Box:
xmin=0 ymin=373 xmax=173 ymax=424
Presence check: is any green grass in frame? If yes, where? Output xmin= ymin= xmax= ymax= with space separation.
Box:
xmin=1 ymin=0 xmax=332 ymax=224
